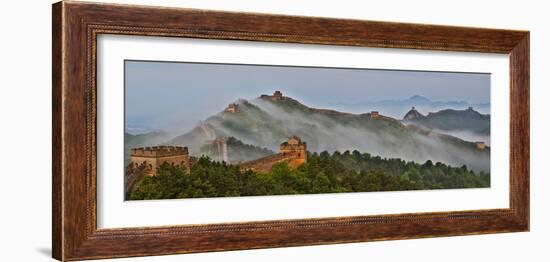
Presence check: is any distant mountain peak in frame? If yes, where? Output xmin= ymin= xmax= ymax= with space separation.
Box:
xmin=403 ymin=106 xmax=425 ymax=120
xmin=409 ymin=95 xmax=431 ymax=102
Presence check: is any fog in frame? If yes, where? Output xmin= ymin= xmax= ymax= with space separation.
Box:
xmin=203 ymin=98 xmax=491 ymax=172
xmin=430 ymin=129 xmax=490 ymax=146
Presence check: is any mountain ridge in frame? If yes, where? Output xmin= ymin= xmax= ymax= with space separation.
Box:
xmin=402 ymin=106 xmax=490 ymax=136
xmin=168 ymin=91 xmax=490 ymax=172
xmin=330 ymin=95 xmax=490 ymax=119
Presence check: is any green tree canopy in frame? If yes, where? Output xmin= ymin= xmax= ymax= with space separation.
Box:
xmin=128 ymin=151 xmax=490 ymax=200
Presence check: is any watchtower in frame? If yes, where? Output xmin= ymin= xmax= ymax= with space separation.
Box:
xmin=475 ymin=141 xmax=486 ymax=150
xmin=129 ymin=146 xmax=190 ymax=176
xmin=279 ymin=136 xmax=307 ymax=167
xmin=272 ymin=90 xmax=283 ymax=100
xmin=224 ymin=103 xmax=238 ymax=113
xmin=261 ymin=91 xmax=284 ymax=101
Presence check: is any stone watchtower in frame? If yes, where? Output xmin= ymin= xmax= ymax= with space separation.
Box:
xmin=261 ymin=91 xmax=284 ymax=101
xmin=370 ymin=111 xmax=380 ymax=119
xmin=279 ymin=136 xmax=307 ymax=167
xmin=224 ymin=103 xmax=238 ymax=113
xmin=130 ymin=146 xmax=190 ymax=176
xmin=475 ymin=141 xmax=486 ymax=150
xmin=272 ymin=90 xmax=283 ymax=100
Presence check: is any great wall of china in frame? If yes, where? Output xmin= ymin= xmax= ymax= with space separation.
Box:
xmin=238 ymin=136 xmax=307 ymax=173
xmin=126 ymin=136 xmax=308 ymax=194
xmin=125 ymin=145 xmax=195 ymax=195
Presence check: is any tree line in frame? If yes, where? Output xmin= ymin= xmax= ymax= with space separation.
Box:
xmin=128 ymin=150 xmax=490 ymax=200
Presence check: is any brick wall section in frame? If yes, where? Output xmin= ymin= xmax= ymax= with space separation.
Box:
xmin=239 ymin=154 xmax=287 ymax=173
xmin=240 ymin=136 xmax=307 ymax=173
xmin=129 ymin=146 xmax=190 ymax=176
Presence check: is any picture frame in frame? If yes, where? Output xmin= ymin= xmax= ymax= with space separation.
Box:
xmin=52 ymin=1 xmax=529 ymax=261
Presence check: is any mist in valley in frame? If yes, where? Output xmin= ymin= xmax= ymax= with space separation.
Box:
xmin=429 ymin=128 xmax=490 ymax=146
xmin=199 ymin=98 xmax=491 ymax=172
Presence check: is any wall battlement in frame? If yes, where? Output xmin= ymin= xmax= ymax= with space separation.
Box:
xmin=130 ymin=146 xmax=188 ymax=158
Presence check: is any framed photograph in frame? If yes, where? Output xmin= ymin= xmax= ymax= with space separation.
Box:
xmin=52 ymin=1 xmax=529 ymax=261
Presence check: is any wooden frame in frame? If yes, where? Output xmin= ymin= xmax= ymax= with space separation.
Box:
xmin=52 ymin=1 xmax=529 ymax=261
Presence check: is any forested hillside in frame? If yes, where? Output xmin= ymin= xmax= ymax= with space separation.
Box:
xmin=128 ymin=150 xmax=489 ymax=200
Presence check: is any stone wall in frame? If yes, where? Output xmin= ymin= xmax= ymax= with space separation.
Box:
xmin=239 ymin=154 xmax=286 ymax=173
xmin=240 ymin=136 xmax=308 ymax=173
xmin=130 ymin=146 xmax=190 ymax=176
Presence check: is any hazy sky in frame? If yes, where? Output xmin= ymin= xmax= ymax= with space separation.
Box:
xmin=125 ymin=60 xmax=490 ymax=133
